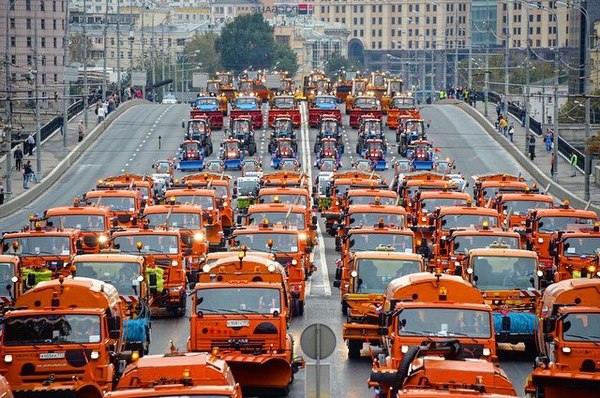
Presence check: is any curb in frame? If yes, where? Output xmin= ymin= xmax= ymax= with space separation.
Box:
xmin=0 ymin=100 xmax=149 ymax=217
xmin=453 ymin=101 xmax=599 ymax=215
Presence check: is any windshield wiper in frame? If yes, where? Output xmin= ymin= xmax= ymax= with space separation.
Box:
xmin=217 ymin=308 xmax=249 ymax=319
xmin=447 ymin=331 xmax=480 ymax=344
xmin=238 ymin=308 xmax=271 ymax=319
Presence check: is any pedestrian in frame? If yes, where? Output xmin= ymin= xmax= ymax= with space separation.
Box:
xmin=499 ymin=117 xmax=508 ymax=136
xmin=26 ymin=133 xmax=35 ymax=156
xmin=97 ymin=104 xmax=105 ymax=124
xmin=496 ymin=103 xmax=502 ymax=118
xmin=78 ymin=120 xmax=85 ymax=142
xmin=507 ymin=123 xmax=515 ymax=143
xmin=23 ymin=160 xmax=33 ymax=189
xmin=570 ymin=152 xmax=578 ymax=177
xmin=520 ymin=109 xmax=526 ymax=127
xmin=528 ymin=133 xmax=536 ymax=161
xmin=14 ymin=146 xmax=23 ymax=171
xmin=0 ymin=179 xmax=4 ymax=204
xmin=545 ymin=130 xmax=553 ymax=152
xmin=550 ymin=152 xmax=555 ymax=176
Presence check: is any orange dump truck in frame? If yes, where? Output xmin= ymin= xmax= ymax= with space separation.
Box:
xmin=100 ymin=173 xmax=155 ymax=203
xmin=386 ymin=95 xmax=419 ymax=130
xmin=112 ymin=228 xmax=187 ymax=316
xmin=549 ymin=224 xmax=600 ymax=281
xmin=472 ymin=173 xmax=529 ymax=207
xmin=345 ymin=188 xmax=398 ymax=207
xmin=189 ymin=254 xmax=304 ymax=396
xmin=0 ymin=277 xmax=127 ymax=398
xmin=83 ymin=188 xmax=144 ymax=228
xmin=524 ymin=278 xmax=600 ymax=398
xmin=340 ymin=250 xmax=424 ymax=358
xmin=463 ymin=247 xmax=542 ymax=351
xmin=105 ymin=351 xmax=242 ymax=398
xmin=408 ymin=190 xmax=471 ymax=241
xmin=493 ymin=191 xmax=555 ymax=228
xmin=44 ymin=204 xmax=111 ymax=254
xmin=230 ymin=223 xmax=311 ymax=316
xmin=369 ymin=272 xmax=502 ymax=396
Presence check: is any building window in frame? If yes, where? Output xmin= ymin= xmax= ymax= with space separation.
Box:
xmin=354 ymin=29 xmax=358 ymax=36
xmin=360 ymin=17 xmax=364 ymax=25
xmin=53 ymin=0 xmax=56 ymax=11
xmin=378 ymin=41 xmax=382 ymax=49
xmin=9 ymin=18 xmax=15 ymax=29
xmin=10 ymin=55 xmax=16 ymax=65
xmin=53 ymin=56 xmax=58 ymax=66
xmin=27 ymin=37 xmax=32 ymax=47
xmin=26 ymin=19 xmax=31 ymax=29
xmin=392 ymin=29 xmax=395 ymax=37
xmin=360 ymin=29 xmax=364 ymax=37
xmin=392 ymin=5 xmax=395 ymax=12
xmin=372 ymin=5 xmax=376 ymax=12
xmin=372 ymin=17 xmax=376 ymax=24
xmin=40 ymin=1 xmax=45 ymax=11
xmin=372 ymin=41 xmax=376 ymax=49
xmin=392 ymin=17 xmax=395 ymax=24
xmin=42 ymin=74 xmax=46 ymax=84
xmin=41 ymin=19 xmax=45 ymax=30
xmin=26 ymin=0 xmax=31 ymax=11
xmin=378 ymin=29 xmax=382 ymax=36
xmin=41 ymin=38 xmax=46 ymax=48
xmin=27 ymin=55 xmax=32 ymax=65
xmin=372 ymin=29 xmax=376 ymax=36
xmin=54 ymin=74 xmax=58 ymax=83
xmin=41 ymin=55 xmax=46 ymax=66
xmin=379 ymin=17 xmax=382 ymax=24
xmin=53 ymin=37 xmax=57 ymax=48
xmin=53 ymin=19 xmax=57 ymax=30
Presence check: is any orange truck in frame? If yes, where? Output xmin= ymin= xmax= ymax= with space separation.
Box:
xmin=105 ymin=351 xmax=242 ymax=398
xmin=188 ymin=254 xmax=304 ymax=396
xmin=230 ymin=223 xmax=311 ymax=316
xmin=44 ymin=204 xmax=111 ymax=254
xmin=100 ymin=173 xmax=155 ymax=203
xmin=407 ymin=190 xmax=472 ymax=241
xmin=260 ymin=170 xmax=308 ymax=188
xmin=525 ymin=279 xmax=600 ymax=398
xmin=380 ymin=77 xmax=404 ymax=114
xmin=386 ymin=94 xmax=419 ymax=130
xmin=338 ymin=204 xmax=407 ymax=239
xmin=345 ymin=188 xmax=398 ymax=207
xmin=83 ymin=188 xmax=144 ymax=228
xmin=1 ymin=226 xmax=82 ymax=293
xmin=525 ymin=203 xmax=598 ymax=277
xmin=339 ymin=250 xmax=425 ymax=358
xmin=548 ymin=223 xmax=600 ymax=281
xmin=430 ymin=205 xmax=501 ymax=251
xmin=0 ymin=277 xmax=127 ymax=398
xmin=348 ymin=95 xmax=382 ymax=128
xmin=345 ymin=76 xmax=369 ymax=113
xmin=0 ymin=255 xmax=20 ymax=307
xmin=164 ymin=186 xmax=225 ymax=250
xmin=493 ymin=191 xmax=555 ymax=228
xmin=112 ymin=228 xmax=187 ymax=316
xmin=258 ymin=186 xmax=312 ymax=209
xmin=369 ymin=272 xmax=503 ymax=396
xmin=471 ymin=173 xmax=529 ymax=207
xmin=463 ymin=247 xmax=542 ymax=352
xmin=267 ymin=95 xmax=301 ymax=127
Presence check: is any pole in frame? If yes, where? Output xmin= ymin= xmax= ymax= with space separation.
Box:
xmin=63 ymin=0 xmax=70 ymax=149
xmin=316 ymin=324 xmax=321 ymax=398
xmin=443 ymin=47 xmax=447 ymax=90
xmin=116 ymin=0 xmax=121 ymax=99
xmin=454 ymin=6 xmax=459 ymax=88
xmin=467 ymin=15 xmax=473 ymax=90
xmin=583 ymin=4 xmax=591 ymax=201
xmin=4 ymin=0 xmax=14 ymax=197
xmin=34 ymin=3 xmax=42 ymax=177
xmin=102 ymin=0 xmax=108 ymax=103
xmin=504 ymin=0 xmax=510 ymax=119
xmin=421 ymin=39 xmax=426 ymax=102
xmin=524 ymin=10 xmax=531 ymax=155
xmin=552 ymin=49 xmax=559 ymax=180
xmin=151 ymin=13 xmax=156 ymax=103
xmin=141 ymin=2 xmax=145 ymax=100
xmin=484 ymin=53 xmax=489 ymax=116
xmin=83 ymin=0 xmax=89 ymax=130
xmin=161 ymin=23 xmax=165 ymax=100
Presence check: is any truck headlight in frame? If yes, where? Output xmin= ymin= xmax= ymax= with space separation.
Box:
xmin=4 ymin=355 xmax=12 ymax=363
xmin=194 ymin=232 xmax=205 ymax=241
xmin=483 ymin=348 xmax=491 ymax=356
xmin=171 ymin=260 xmax=178 ymax=266
xmin=401 ymin=345 xmax=409 ymax=354
xmin=537 ymin=237 xmax=544 ymax=244
xmin=98 ymin=235 xmax=108 ymax=244
xmin=350 ymin=271 xmax=358 ymax=278
xmin=90 ymin=351 xmax=100 ymax=360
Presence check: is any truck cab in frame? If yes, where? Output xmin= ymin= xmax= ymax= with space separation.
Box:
xmin=0 ymin=255 xmax=20 ymax=307
xmin=83 ymin=188 xmax=144 ymax=227
xmin=549 ymin=224 xmax=600 ymax=281
xmin=472 ymin=173 xmax=529 ymax=207
xmin=493 ymin=191 xmax=555 ymax=229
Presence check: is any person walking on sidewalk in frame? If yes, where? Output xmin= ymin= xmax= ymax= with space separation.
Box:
xmin=23 ymin=160 xmax=33 ymax=189
xmin=97 ymin=104 xmax=106 ymax=124
xmin=78 ymin=120 xmax=85 ymax=142
xmin=26 ymin=133 xmax=35 ymax=156
xmin=499 ymin=117 xmax=508 ymax=136
xmin=545 ymin=130 xmax=553 ymax=152
xmin=570 ymin=152 xmax=578 ymax=177
xmin=507 ymin=123 xmax=515 ymax=143
xmin=0 ymin=179 xmax=4 ymax=204
xmin=528 ymin=133 xmax=536 ymax=161
xmin=14 ymin=147 xmax=23 ymax=171
xmin=550 ymin=152 xmax=555 ymax=176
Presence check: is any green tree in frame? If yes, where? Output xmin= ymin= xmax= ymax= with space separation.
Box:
xmin=183 ymin=32 xmax=222 ymax=75
xmin=69 ymin=33 xmax=92 ymax=63
xmin=215 ymin=13 xmax=275 ymax=73
xmin=324 ymin=54 xmax=356 ymax=79
xmin=558 ymin=91 xmax=600 ymax=124
xmin=273 ymin=43 xmax=299 ymax=77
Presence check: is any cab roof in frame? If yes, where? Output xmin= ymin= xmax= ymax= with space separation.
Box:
xmin=353 ymin=251 xmax=423 ymax=261
xmin=418 ymin=191 xmax=471 ymax=200
xmin=347 ymin=188 xmax=397 ymax=198
xmin=497 ymin=193 xmax=554 ymax=202
xmin=467 ymin=248 xmax=538 ymax=259
xmin=165 ymin=188 xmax=216 ymax=197
xmin=437 ymin=206 xmax=499 ymax=217
xmin=45 ymin=206 xmax=110 ymax=216
xmin=534 ymin=207 xmax=598 ymax=219
xmin=540 ymin=279 xmax=600 ymax=313
xmin=347 ymin=204 xmax=407 ymax=214
xmin=85 ymin=189 xmax=140 ymax=198
xmin=384 ymin=272 xmax=483 ymax=303
xmin=143 ymin=204 xmax=204 ymax=214
xmin=247 ymin=203 xmax=306 ymax=213
xmin=73 ymin=253 xmax=145 ymax=263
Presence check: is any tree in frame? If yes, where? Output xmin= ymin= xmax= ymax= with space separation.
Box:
xmin=215 ymin=13 xmax=276 ymax=73
xmin=69 ymin=33 xmax=92 ymax=63
xmin=273 ymin=43 xmax=299 ymax=77
xmin=324 ymin=54 xmax=355 ymax=79
xmin=559 ymin=91 xmax=600 ymax=124
xmin=585 ymin=132 xmax=600 ymax=155
xmin=183 ymin=32 xmax=222 ymax=75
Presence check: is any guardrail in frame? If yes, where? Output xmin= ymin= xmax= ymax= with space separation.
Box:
xmin=477 ymin=90 xmax=587 ymax=172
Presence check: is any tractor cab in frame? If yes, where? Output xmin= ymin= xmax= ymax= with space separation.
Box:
xmin=317 ymin=117 xmax=342 ymax=141
xmin=280 ymin=158 xmax=301 ymax=172
xmin=241 ymin=158 xmax=263 ymax=177
xmin=178 ymin=140 xmax=205 ymax=171
xmin=271 ymin=95 xmax=296 ymax=109
xmin=220 ymin=139 xmax=244 ymax=170
xmin=359 ymin=117 xmax=384 ymax=140
xmin=271 ymin=117 xmax=295 ymax=140
xmin=232 ymin=95 xmax=259 ymax=111
xmin=229 ymin=116 xmax=257 ymax=156
xmin=205 ymin=160 xmax=225 ymax=173
xmin=271 ymin=138 xmax=297 ymax=169
xmin=353 ymin=96 xmax=379 ymax=110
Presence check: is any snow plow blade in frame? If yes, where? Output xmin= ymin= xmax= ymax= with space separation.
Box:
xmin=374 ymin=160 xmax=388 ymax=170
xmin=224 ymin=159 xmax=242 ymax=170
xmin=190 ymin=110 xmax=223 ymax=129
xmin=224 ymin=355 xmax=293 ymax=396
xmin=412 ymin=160 xmax=434 ymax=170
xmin=231 ymin=110 xmax=263 ymax=128
xmin=268 ymin=109 xmax=301 ymax=127
xmin=178 ymin=160 xmax=205 ymax=171
xmin=349 ymin=110 xmax=382 ymax=128
xmin=308 ymin=109 xmax=342 ymax=127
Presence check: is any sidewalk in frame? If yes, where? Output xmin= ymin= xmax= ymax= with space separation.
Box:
xmin=472 ymin=100 xmax=600 ymax=205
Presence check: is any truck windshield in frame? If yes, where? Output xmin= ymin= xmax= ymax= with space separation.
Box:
xmin=195 ymin=98 xmax=218 ymax=106
xmin=356 ymin=259 xmax=421 ymax=293
xmin=232 ymin=233 xmax=299 ymax=253
xmin=93 ymin=196 xmax=136 ymax=212
xmin=354 ymin=98 xmax=377 ymax=109
xmin=503 ymin=200 xmax=553 ymax=215
xmin=75 ymin=261 xmax=140 ymax=295
xmin=274 ymin=97 xmax=295 ymax=108
xmin=562 ymin=236 xmax=600 ymax=257
xmin=260 ymin=194 xmax=307 ymax=207
xmin=169 ymin=195 xmax=214 ymax=209
xmin=3 ymin=236 xmax=71 ymax=256
xmin=0 ymin=263 xmax=14 ymax=296
xmin=421 ymin=198 xmax=467 ymax=212
xmin=155 ymin=162 xmax=171 ymax=174
xmin=348 ymin=212 xmax=405 ymax=228
xmin=3 ymin=314 xmax=101 ymax=346
xmin=453 ymin=235 xmax=520 ymax=252
xmin=248 ymin=212 xmax=305 ymax=229
xmin=392 ymin=98 xmax=414 ymax=107
xmin=397 ymin=308 xmax=492 ymax=339
xmin=349 ymin=233 xmax=413 ymax=253
xmin=562 ymin=313 xmax=600 ymax=342
xmin=538 ymin=216 xmax=597 ymax=233
xmin=348 ymin=195 xmax=396 ymax=206
xmin=114 ymin=235 xmax=179 ymax=254
xmin=316 ymin=96 xmax=335 ymax=104
xmin=190 ymin=120 xmax=207 ymax=133
xmin=46 ymin=214 xmax=106 ymax=232
xmin=440 ymin=214 xmax=499 ymax=231
xmin=472 ymin=256 xmax=538 ymax=291
xmin=145 ymin=213 xmax=201 ymax=229
xmin=197 ymin=287 xmax=281 ymax=314
xmin=235 ymin=98 xmax=257 ymax=106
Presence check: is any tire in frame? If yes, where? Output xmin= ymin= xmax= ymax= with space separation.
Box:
xmin=348 ymin=340 xmax=363 ymax=359
xmin=342 ymin=300 xmax=348 ymax=315
xmin=292 ymin=298 xmax=301 ymax=317
xmin=298 ymin=300 xmax=304 ymax=316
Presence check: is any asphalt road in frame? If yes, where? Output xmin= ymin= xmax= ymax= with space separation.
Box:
xmin=0 ymin=101 xmax=534 ymax=397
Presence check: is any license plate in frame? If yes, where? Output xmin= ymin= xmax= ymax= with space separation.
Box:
xmin=228 ymin=338 xmax=249 ymax=344
xmin=39 ymin=352 xmax=65 ymax=360
xmin=226 ymin=320 xmax=250 ymax=328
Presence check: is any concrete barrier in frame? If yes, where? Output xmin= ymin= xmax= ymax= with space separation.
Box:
xmin=454 ymin=101 xmax=600 ymax=215
xmin=0 ymin=100 xmax=147 ymax=217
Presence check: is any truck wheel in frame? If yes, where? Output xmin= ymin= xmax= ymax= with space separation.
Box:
xmin=292 ymin=298 xmax=300 ymax=317
xmin=348 ymin=340 xmax=362 ymax=359
xmin=342 ymin=301 xmax=348 ymax=315
xmin=298 ymin=300 xmax=304 ymax=315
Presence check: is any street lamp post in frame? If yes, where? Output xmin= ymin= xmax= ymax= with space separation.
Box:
xmin=454 ymin=5 xmax=459 ymax=88
xmin=83 ymin=0 xmax=89 ymax=130
xmin=4 ymin=0 xmax=15 ymax=196
xmin=504 ymin=0 xmax=511 ymax=120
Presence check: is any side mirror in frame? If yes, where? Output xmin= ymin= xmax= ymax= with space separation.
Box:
xmin=312 ymin=215 xmax=318 ymax=225
xmin=542 ymin=318 xmax=555 ymax=334
xmin=333 ymin=280 xmax=341 ymax=288
xmin=335 ymin=267 xmax=342 ymax=281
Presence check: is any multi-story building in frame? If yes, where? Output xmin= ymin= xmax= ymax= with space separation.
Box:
xmin=471 ymin=0 xmax=497 ymax=48
xmin=0 ymin=0 xmax=69 ymax=108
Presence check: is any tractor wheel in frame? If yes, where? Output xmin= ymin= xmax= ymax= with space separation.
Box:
xmin=348 ymin=341 xmax=363 ymax=359
xmin=342 ymin=300 xmax=348 ymax=315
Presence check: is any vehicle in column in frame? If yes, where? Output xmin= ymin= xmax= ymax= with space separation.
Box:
xmin=112 ymin=228 xmax=187 ymax=317
xmin=368 ymin=72 xmax=388 ymax=104
xmin=271 ymin=138 xmax=298 ymax=169
xmin=548 ymin=222 xmax=600 ymax=281
xmin=356 ymin=115 xmax=385 ymax=155
xmin=349 ymin=95 xmax=383 ymax=129
xmin=397 ymin=117 xmax=429 ymax=146
xmin=229 ymin=116 xmax=257 ymax=156
xmin=189 ymin=95 xmax=224 ymax=130
xmin=233 ymin=176 xmax=261 ymax=215
xmin=215 ymin=71 xmax=237 ymax=105
xmin=524 ymin=278 xmax=600 ymax=398
xmin=403 ymin=139 xmax=435 ymax=170
xmin=177 ymin=139 xmax=206 ymax=172
xmin=315 ymin=116 xmax=344 ymax=148
xmin=380 ymin=76 xmax=404 ymax=115
xmin=183 ymin=114 xmax=214 ymax=155
xmin=339 ymin=250 xmax=424 ymax=358
xmin=257 ymin=186 xmax=313 ymax=214
xmin=314 ymin=137 xmax=343 ymax=169
xmin=230 ymin=94 xmax=263 ymax=128
xmin=471 ymin=173 xmax=531 ymax=207
xmin=308 ymin=94 xmax=342 ymax=127
xmin=386 ymin=93 xmax=419 ymax=130
xmin=219 ymin=138 xmax=244 ymax=170
xmin=189 ymin=253 xmax=304 ymax=395
xmin=268 ymin=117 xmax=297 ymax=153
xmin=492 ymin=191 xmax=555 ymax=229
xmin=0 ymin=255 xmax=21 ymax=308
xmin=463 ymin=247 xmax=543 ymax=353
xmin=345 ymin=75 xmax=369 ymax=114
xmin=334 ymin=70 xmax=356 ymax=104
xmin=267 ymin=95 xmax=301 ymax=127
xmin=97 ymin=173 xmax=156 ymax=205
xmin=206 ymin=78 xmax=230 ymax=115
xmin=394 ymin=172 xmax=457 ymax=206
